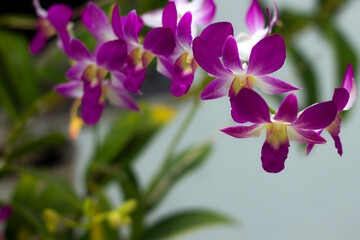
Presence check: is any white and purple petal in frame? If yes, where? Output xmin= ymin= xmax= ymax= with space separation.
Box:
xmin=200 ymin=76 xmax=233 ymax=100
xmin=177 ymin=11 xmax=193 ymax=51
xmin=341 ymin=63 xmax=357 ymax=110
xmin=222 ymin=36 xmax=243 ymax=73
xmin=254 ymin=75 xmax=300 ymax=94
xmin=106 ymin=84 xmax=140 ymax=112
xmin=325 ymin=114 xmax=343 ymax=156
xmin=332 ymin=87 xmax=350 ymax=113
xmin=287 ymin=127 xmax=327 ymax=144
xmin=54 ymin=81 xmax=83 ymax=98
xmin=69 ymin=39 xmax=93 ymax=62
xmin=193 ymin=0 xmax=216 ymax=25
xmin=221 ymin=123 xmax=265 ymax=139
xmin=246 ymin=0 xmax=265 ymax=35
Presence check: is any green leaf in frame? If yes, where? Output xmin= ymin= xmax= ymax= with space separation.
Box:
xmin=317 ymin=21 xmax=357 ymax=86
xmin=146 ymin=143 xmax=212 ymax=211
xmin=142 ymin=209 xmax=234 ymax=240
xmin=317 ymin=0 xmax=349 ymax=19
xmin=0 ymin=73 xmax=18 ymax=119
xmin=0 ymin=30 xmax=39 ymax=109
xmin=287 ymin=44 xmax=319 ymax=107
xmin=5 ymin=132 xmax=66 ymax=161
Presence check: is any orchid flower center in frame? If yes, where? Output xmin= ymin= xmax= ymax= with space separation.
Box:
xmin=266 ymin=122 xmax=288 ymax=149
xmin=83 ymin=64 xmax=107 ymax=86
xmin=231 ymin=74 xmax=255 ymax=94
xmin=38 ymin=18 xmax=56 ymax=37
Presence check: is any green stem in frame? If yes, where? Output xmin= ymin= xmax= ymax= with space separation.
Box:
xmin=145 ymin=95 xmax=201 ymax=200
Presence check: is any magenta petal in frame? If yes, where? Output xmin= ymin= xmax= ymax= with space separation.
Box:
xmin=30 ymin=30 xmax=48 ymax=55
xmin=124 ymin=10 xmax=140 ymax=43
xmin=193 ymin=37 xmax=228 ymax=77
xmin=246 ymin=0 xmax=265 ymax=34
xmin=47 ymin=4 xmax=72 ymax=31
xmin=293 ymin=101 xmax=338 ymax=130
xmin=170 ymin=58 xmax=195 ymax=97
xmin=162 ymin=2 xmax=177 ymax=33
xmin=247 ymin=34 xmax=286 ymax=76
xmin=58 ymin=28 xmax=71 ymax=55
xmin=121 ymin=65 xmax=146 ymax=94
xmin=144 ymin=27 xmax=175 ymax=56
xmin=261 ymin=140 xmax=289 ymax=173
xmin=221 ymin=124 xmax=264 ymax=138
xmin=81 ymin=2 xmax=113 ymax=41
xmin=232 ymin=88 xmax=271 ymax=124
xmin=274 ymin=94 xmax=298 ymax=123
xmin=0 ymin=206 xmax=12 ymax=222
xmin=332 ymin=88 xmax=349 ymax=112
xmin=194 ymin=0 xmax=216 ymax=25
xmin=70 ymin=39 xmax=93 ymax=61
xmin=81 ymin=82 xmax=104 ymax=125
xmin=341 ymin=63 xmax=357 ymax=110
xmin=255 ymin=75 xmax=300 ymax=94
xmin=96 ymin=40 xmax=127 ymax=71
xmin=157 ymin=57 xmax=174 ymax=79
xmin=111 ymin=4 xmax=124 ymax=39
xmin=54 ymin=81 xmax=83 ymax=98
xmin=199 ymin=22 xmax=234 ymax=57
xmin=177 ymin=12 xmax=193 ymax=50
xmin=200 ymin=76 xmax=233 ymax=100
xmin=222 ymin=36 xmax=243 ymax=73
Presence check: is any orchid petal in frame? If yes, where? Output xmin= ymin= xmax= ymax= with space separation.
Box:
xmin=162 ymin=2 xmax=177 ymax=33
xmin=221 ymin=123 xmax=265 ymax=139
xmin=124 ymin=10 xmax=140 ymax=43
xmin=261 ymin=139 xmax=289 ymax=173
xmin=106 ymin=85 xmax=140 ymax=112
xmin=81 ymin=82 xmax=104 ymax=125
xmin=96 ymin=40 xmax=127 ymax=71
xmin=231 ymin=88 xmax=271 ymax=124
xmin=170 ymin=56 xmax=197 ymax=97
xmin=30 ymin=30 xmax=48 ymax=55
xmin=157 ymin=57 xmax=174 ymax=79
xmin=293 ymin=101 xmax=338 ymax=130
xmin=81 ymin=2 xmax=114 ymax=42
xmin=33 ymin=0 xmax=46 ymax=18
xmin=255 ymin=75 xmax=300 ymax=94
xmin=332 ymin=88 xmax=350 ymax=112
xmin=246 ymin=0 xmax=265 ymax=35
xmin=193 ymin=37 xmax=228 ymax=77
xmin=274 ymin=93 xmax=298 ymax=123
xmin=54 ymin=81 xmax=83 ymax=98
xmin=111 ymin=4 xmax=124 ymax=39
xmin=325 ymin=114 xmax=343 ymax=156
xmin=288 ymin=127 xmax=327 ymax=144
xmin=305 ymin=129 xmax=324 ymax=155
xmin=200 ymin=76 xmax=233 ymax=100
xmin=177 ymin=12 xmax=193 ymax=50
xmin=222 ymin=36 xmax=243 ymax=73
xmin=247 ymin=34 xmax=286 ymax=76
xmin=121 ymin=65 xmax=146 ymax=94
xmin=47 ymin=4 xmax=72 ymax=31
xmin=199 ymin=22 xmax=234 ymax=57
xmin=193 ymin=0 xmax=216 ymax=25
xmin=66 ymin=62 xmax=88 ymax=80
xmin=341 ymin=63 xmax=357 ymax=110
xmin=144 ymin=27 xmax=175 ymax=56
xmin=58 ymin=28 xmax=71 ymax=55
xmin=70 ymin=39 xmax=92 ymax=61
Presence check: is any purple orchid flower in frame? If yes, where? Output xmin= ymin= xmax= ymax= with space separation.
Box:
xmin=106 ymin=6 xmax=176 ymax=94
xmin=55 ymin=38 xmax=139 ymax=125
xmin=157 ymin=2 xmax=233 ymax=97
xmin=30 ymin=0 xmax=73 ymax=55
xmin=236 ymin=0 xmax=278 ymax=61
xmin=221 ymin=88 xmax=338 ymax=173
xmin=142 ymin=0 xmax=216 ymax=36
xmin=193 ymin=33 xmax=300 ymax=121
xmin=306 ymin=63 xmax=357 ymax=156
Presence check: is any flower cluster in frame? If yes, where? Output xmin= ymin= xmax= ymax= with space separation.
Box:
xmin=31 ymin=0 xmax=357 ymax=173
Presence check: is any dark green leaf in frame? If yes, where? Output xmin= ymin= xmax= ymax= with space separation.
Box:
xmin=6 ymin=132 xmax=66 ymax=161
xmin=0 ymin=30 xmax=39 ymax=109
xmin=142 ymin=209 xmax=234 ymax=240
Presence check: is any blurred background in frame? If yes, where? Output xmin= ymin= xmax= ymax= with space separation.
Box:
xmin=1 ymin=0 xmax=359 ymax=239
